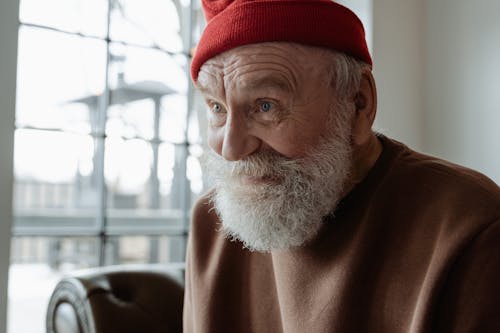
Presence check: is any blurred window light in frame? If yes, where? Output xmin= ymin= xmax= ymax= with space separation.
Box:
xmin=9 ymin=1 xmax=206 ymax=332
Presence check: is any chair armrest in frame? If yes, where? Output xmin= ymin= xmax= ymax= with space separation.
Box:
xmin=46 ymin=264 xmax=184 ymax=333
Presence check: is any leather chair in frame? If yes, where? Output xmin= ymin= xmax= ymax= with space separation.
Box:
xmin=46 ymin=264 xmax=184 ymax=333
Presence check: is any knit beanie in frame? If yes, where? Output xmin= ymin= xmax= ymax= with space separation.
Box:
xmin=191 ymin=0 xmax=372 ymax=82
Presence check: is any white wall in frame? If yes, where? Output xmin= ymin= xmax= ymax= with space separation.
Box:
xmin=371 ymin=0 xmax=425 ymax=151
xmin=371 ymin=0 xmax=500 ymax=185
xmin=425 ymin=0 xmax=500 ymax=184
xmin=0 ymin=1 xmax=19 ymax=332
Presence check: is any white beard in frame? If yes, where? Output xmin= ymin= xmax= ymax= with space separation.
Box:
xmin=203 ymin=107 xmax=354 ymax=252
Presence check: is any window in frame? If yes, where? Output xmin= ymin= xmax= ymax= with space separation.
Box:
xmin=8 ymin=1 xmax=205 ymax=332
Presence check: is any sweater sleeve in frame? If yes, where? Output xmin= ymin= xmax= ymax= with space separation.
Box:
xmin=433 ymin=219 xmax=500 ymax=333
xmin=182 ymin=191 xmax=217 ymax=333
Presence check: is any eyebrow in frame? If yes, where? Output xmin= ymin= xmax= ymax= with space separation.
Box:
xmin=196 ymin=82 xmax=213 ymax=95
xmin=243 ymin=76 xmax=293 ymax=93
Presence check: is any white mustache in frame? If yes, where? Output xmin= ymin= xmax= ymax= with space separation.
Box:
xmin=204 ymin=149 xmax=303 ymax=181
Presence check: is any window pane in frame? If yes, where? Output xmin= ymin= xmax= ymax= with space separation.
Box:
xmin=188 ymin=144 xmax=205 ymax=198
xmin=104 ymin=235 xmax=186 ymax=265
xmin=104 ymin=139 xmax=188 ymax=222
xmin=104 ymin=132 xmax=187 ymax=234
xmin=105 ymin=138 xmax=153 ymax=209
xmin=16 ymin=27 xmax=106 ymax=133
xmin=107 ymin=43 xmax=188 ymax=142
xmin=19 ymin=0 xmax=108 ymax=37
xmin=13 ymin=129 xmax=101 ymax=232
xmin=108 ymin=43 xmax=187 ymax=95
xmin=160 ymin=94 xmax=188 ymax=143
xmin=8 ymin=236 xmax=99 ymax=333
xmin=109 ymin=0 xmax=184 ymax=52
xmin=107 ymin=99 xmax=155 ymax=140
xmin=158 ymin=142 xmax=189 ymax=210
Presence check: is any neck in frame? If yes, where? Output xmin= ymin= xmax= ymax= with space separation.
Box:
xmin=344 ymin=132 xmax=383 ymax=195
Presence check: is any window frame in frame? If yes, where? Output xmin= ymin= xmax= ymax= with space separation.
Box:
xmin=12 ymin=0 xmax=200 ymax=267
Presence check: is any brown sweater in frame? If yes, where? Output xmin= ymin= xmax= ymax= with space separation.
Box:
xmin=183 ymin=136 xmax=500 ymax=333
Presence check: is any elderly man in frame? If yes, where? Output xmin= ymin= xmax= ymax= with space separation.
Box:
xmin=183 ymin=1 xmax=500 ymax=332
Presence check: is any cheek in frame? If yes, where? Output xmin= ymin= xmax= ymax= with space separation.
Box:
xmin=207 ymin=127 xmax=223 ymax=155
xmin=262 ymin=129 xmax=315 ymax=158
xmin=264 ymin=103 xmax=330 ymax=157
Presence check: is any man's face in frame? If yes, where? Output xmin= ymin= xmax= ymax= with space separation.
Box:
xmin=197 ymin=43 xmax=355 ymax=252
xmin=197 ymin=43 xmax=337 ymax=165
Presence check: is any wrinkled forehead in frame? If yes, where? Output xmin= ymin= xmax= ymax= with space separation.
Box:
xmin=196 ymin=42 xmax=332 ymax=95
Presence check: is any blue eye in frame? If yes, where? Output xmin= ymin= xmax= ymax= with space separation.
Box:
xmin=260 ymin=101 xmax=273 ymax=112
xmin=212 ymin=103 xmax=222 ymax=113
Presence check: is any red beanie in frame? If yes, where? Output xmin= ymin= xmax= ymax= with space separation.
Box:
xmin=191 ymin=0 xmax=372 ymax=82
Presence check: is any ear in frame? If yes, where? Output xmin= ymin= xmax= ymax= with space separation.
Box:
xmin=351 ymin=69 xmax=377 ymax=146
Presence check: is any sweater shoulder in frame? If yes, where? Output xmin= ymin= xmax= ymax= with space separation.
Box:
xmin=190 ymin=188 xmax=221 ymax=234
xmin=387 ymin=140 xmax=500 ymax=213
xmin=404 ymin=148 xmax=498 ymax=194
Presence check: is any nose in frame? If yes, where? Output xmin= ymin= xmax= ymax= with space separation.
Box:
xmin=221 ymin=113 xmax=261 ymax=161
